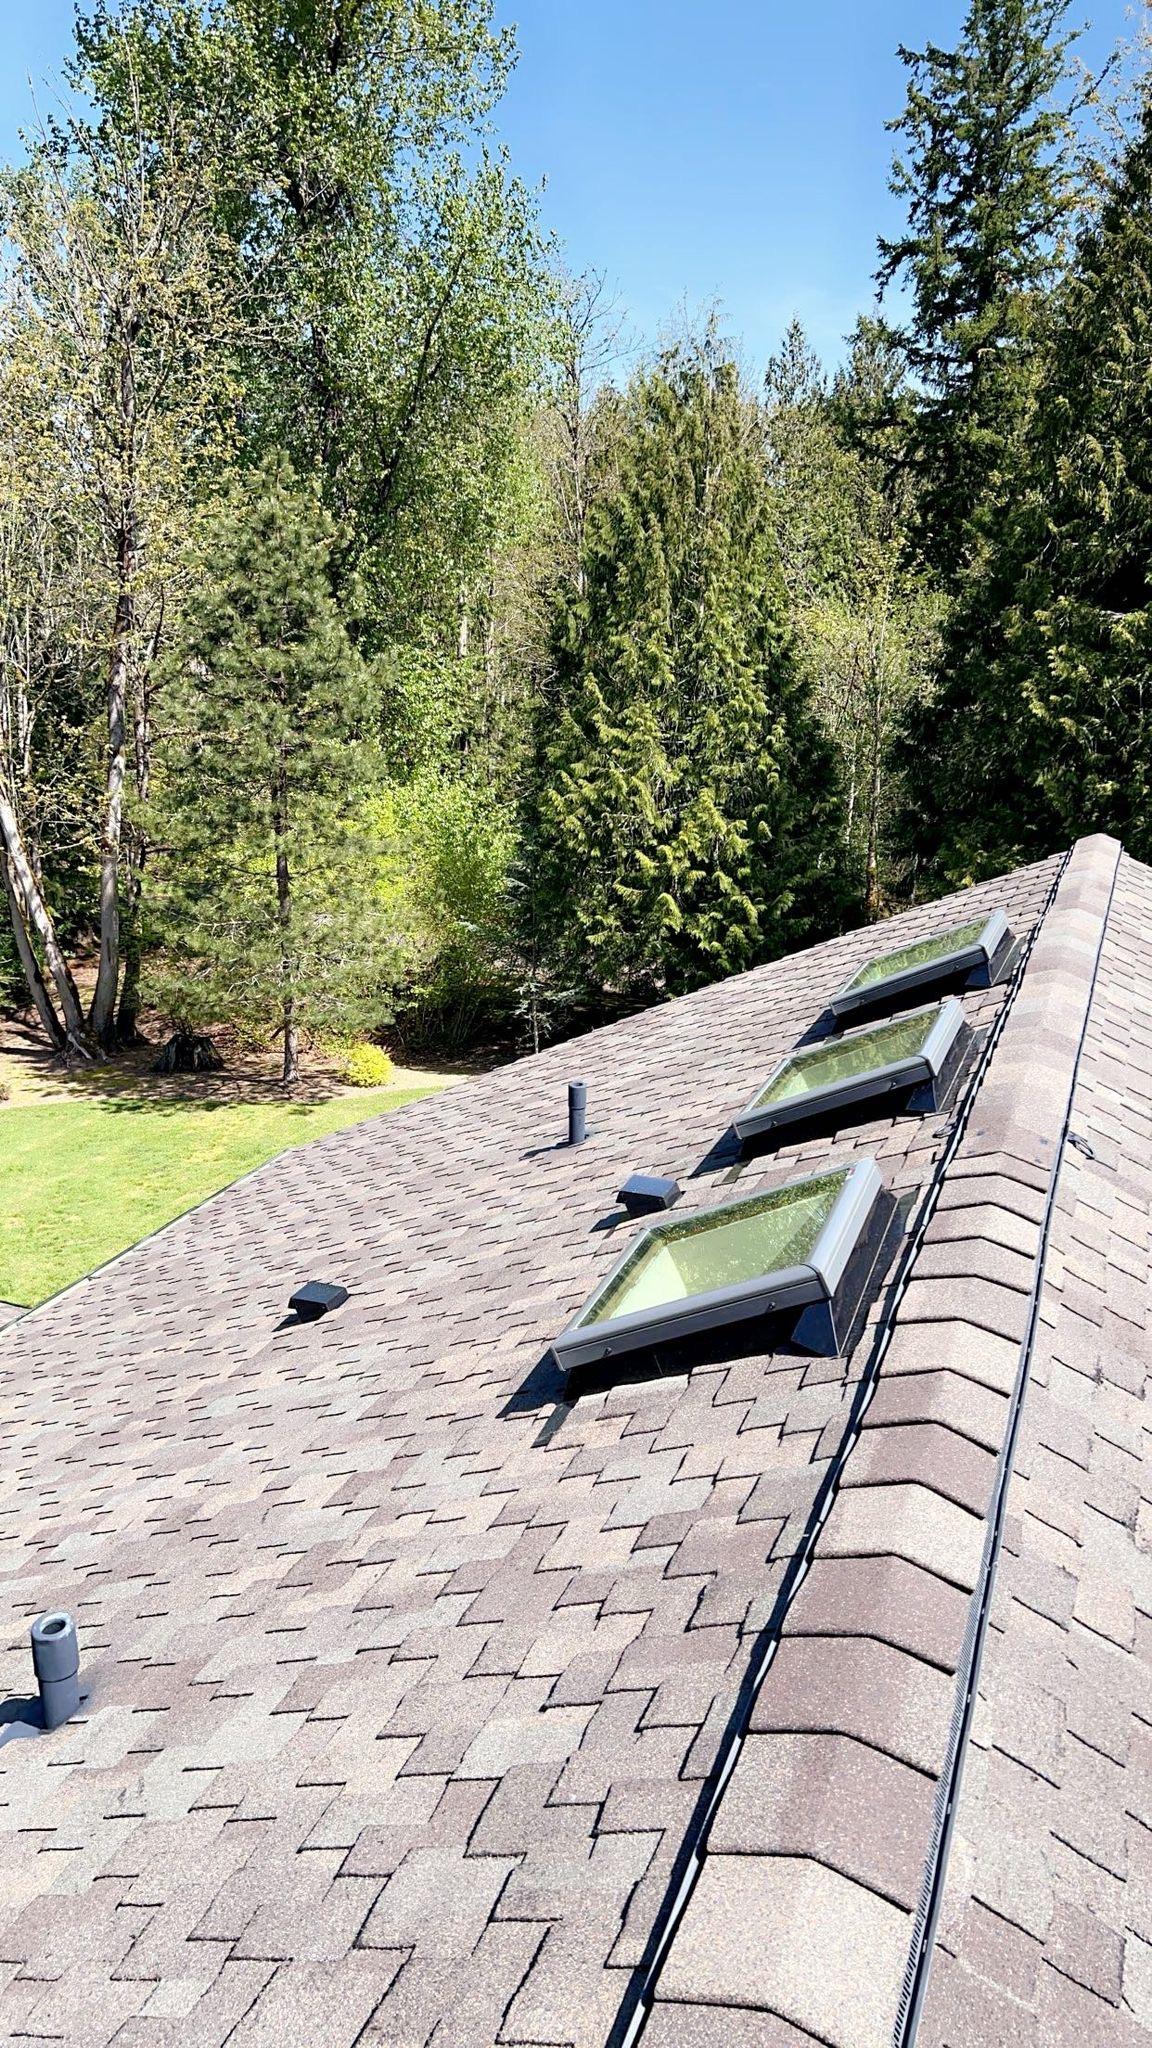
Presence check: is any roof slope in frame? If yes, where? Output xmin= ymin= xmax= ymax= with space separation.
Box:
xmin=0 ymin=835 xmax=1145 ymax=2048
xmin=920 ymin=846 xmax=1152 ymax=2047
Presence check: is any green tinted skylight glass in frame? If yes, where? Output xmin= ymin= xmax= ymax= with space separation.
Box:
xmin=844 ymin=918 xmax=987 ymax=997
xmin=755 ymin=1010 xmax=938 ymax=1109
xmin=580 ymin=1170 xmax=849 ymax=1328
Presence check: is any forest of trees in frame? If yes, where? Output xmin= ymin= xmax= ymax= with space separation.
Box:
xmin=1 ymin=0 xmax=1149 ymax=1084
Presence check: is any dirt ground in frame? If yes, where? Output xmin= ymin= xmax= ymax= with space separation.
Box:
xmin=0 ymin=1006 xmax=464 ymax=1110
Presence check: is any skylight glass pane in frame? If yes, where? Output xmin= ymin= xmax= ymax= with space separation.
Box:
xmin=844 ymin=917 xmax=987 ymax=996
xmin=755 ymin=1010 xmax=937 ymax=1108
xmin=580 ymin=1170 xmax=849 ymax=1327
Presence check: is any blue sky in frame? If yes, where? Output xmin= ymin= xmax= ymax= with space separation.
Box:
xmin=0 ymin=0 xmax=1133 ymax=370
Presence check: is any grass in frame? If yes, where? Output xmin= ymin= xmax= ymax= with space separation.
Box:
xmin=0 ymin=1085 xmax=437 ymax=1310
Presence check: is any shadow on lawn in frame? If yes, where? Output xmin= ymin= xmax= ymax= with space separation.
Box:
xmin=3 ymin=1030 xmax=449 ymax=1117
xmin=57 ymin=1077 xmax=440 ymax=1118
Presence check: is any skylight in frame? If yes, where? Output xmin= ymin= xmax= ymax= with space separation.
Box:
xmin=734 ymin=998 xmax=969 ymax=1143
xmin=552 ymin=1158 xmax=894 ymax=1390
xmin=830 ymin=908 xmax=1013 ymax=1019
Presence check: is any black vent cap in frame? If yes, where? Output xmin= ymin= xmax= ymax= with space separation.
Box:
xmin=617 ymin=1174 xmax=682 ymax=1216
xmin=289 ymin=1281 xmax=349 ymax=1321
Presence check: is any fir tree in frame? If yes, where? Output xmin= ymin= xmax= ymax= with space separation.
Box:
xmin=879 ymin=0 xmax=1081 ymax=587
xmin=529 ymin=337 xmax=850 ymax=1006
xmin=157 ymin=457 xmax=387 ymax=1084
xmin=909 ymin=85 xmax=1152 ymax=877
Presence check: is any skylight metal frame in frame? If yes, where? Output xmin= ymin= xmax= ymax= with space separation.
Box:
xmin=831 ymin=908 xmax=1013 ymax=1021
xmin=734 ymin=997 xmax=970 ymax=1145
xmin=552 ymin=1158 xmax=890 ymax=1389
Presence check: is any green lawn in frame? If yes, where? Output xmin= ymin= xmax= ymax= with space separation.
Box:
xmin=1 ymin=1086 xmax=437 ymax=1309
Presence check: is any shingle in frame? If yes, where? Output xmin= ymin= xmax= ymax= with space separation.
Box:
xmin=914 ymin=1235 xmax=1036 ymax=1295
xmin=0 ymin=842 xmax=1110 ymax=2048
xmin=644 ymin=2003 xmax=825 ymax=2047
xmin=846 ymin=1421 xmax=998 ymax=1517
xmin=898 ymin=1273 xmax=1030 ymax=1345
xmin=882 ymin=1319 xmax=1020 ymax=1395
xmin=916 ymin=1948 xmax=1045 ymax=2048
xmin=709 ymin=1731 xmax=936 ymax=1909
xmin=866 ymin=1367 xmax=1009 ymax=1453
xmin=1046 ymin=1901 xmax=1123 ymax=2002
xmin=750 ymin=1633 xmax=954 ymax=1777
xmin=819 ymin=1480 xmax=987 ymax=1592
xmin=199 ymin=1956 xmax=393 ymax=2048
xmin=660 ymin=1855 xmax=912 ymax=2048
xmin=788 ymin=1553 xmax=969 ymax=1673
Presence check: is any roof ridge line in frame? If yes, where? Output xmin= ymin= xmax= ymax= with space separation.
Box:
xmin=605 ymin=850 xmax=1082 ymax=2048
xmin=894 ymin=833 xmax=1124 ymax=2048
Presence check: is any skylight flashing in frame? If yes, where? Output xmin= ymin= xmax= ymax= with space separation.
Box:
xmin=552 ymin=1158 xmax=894 ymax=1391
xmin=831 ymin=908 xmax=1014 ymax=1020
xmin=734 ymin=997 xmax=970 ymax=1143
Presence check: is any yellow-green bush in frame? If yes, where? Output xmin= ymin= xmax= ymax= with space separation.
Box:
xmin=333 ymin=1041 xmax=394 ymax=1088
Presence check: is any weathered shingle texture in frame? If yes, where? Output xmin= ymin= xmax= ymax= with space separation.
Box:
xmin=1 ymin=834 xmax=1148 ymax=2048
xmin=921 ymin=846 xmax=1152 ymax=2047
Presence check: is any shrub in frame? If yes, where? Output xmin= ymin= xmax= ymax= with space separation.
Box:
xmin=380 ymin=770 xmax=518 ymax=1055
xmin=333 ymin=1040 xmax=394 ymax=1088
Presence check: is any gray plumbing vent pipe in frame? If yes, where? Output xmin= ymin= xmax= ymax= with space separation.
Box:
xmin=31 ymin=1612 xmax=80 ymax=1730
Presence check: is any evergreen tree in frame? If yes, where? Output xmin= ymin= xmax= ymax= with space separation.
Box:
xmin=879 ymin=0 xmax=1081 ymax=587
xmin=529 ymin=337 xmax=851 ymax=1006
xmin=907 ymin=85 xmax=1152 ymax=877
xmin=157 ymin=458 xmax=387 ymax=1084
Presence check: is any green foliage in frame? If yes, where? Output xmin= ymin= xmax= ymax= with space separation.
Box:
xmin=10 ymin=0 xmax=1150 ymax=1079
xmin=879 ymin=0 xmax=1081 ymax=586
xmin=332 ymin=1041 xmax=395 ymax=1088
xmin=766 ymin=321 xmax=945 ymax=914
xmin=75 ymin=0 xmax=548 ymax=653
xmin=529 ymin=335 xmax=853 ymax=1004
xmin=383 ymin=769 xmax=517 ymax=1052
xmin=900 ymin=83 xmax=1152 ymax=879
xmin=153 ymin=456 xmax=394 ymax=1074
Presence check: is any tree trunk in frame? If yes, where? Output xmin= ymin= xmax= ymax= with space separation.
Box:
xmin=0 ymin=789 xmax=89 ymax=1050
xmin=273 ymin=761 xmax=299 ymax=1087
xmin=89 ymin=576 xmax=131 ymax=1045
xmin=117 ymin=898 xmax=145 ymax=1044
xmin=90 ymin=307 xmax=139 ymax=1049
xmin=117 ymin=626 xmax=158 ymax=1045
xmin=865 ymin=667 xmax=884 ymax=923
xmin=2 ymin=850 xmax=67 ymax=1051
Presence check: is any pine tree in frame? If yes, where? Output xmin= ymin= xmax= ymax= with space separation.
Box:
xmin=879 ymin=0 xmax=1081 ymax=587
xmin=529 ymin=337 xmax=850 ymax=1006
xmin=156 ymin=458 xmax=386 ymax=1084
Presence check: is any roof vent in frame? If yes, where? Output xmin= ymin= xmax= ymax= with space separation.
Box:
xmin=831 ymin=908 xmax=1016 ymax=1022
xmin=289 ymin=1281 xmax=349 ymax=1322
xmin=617 ymin=1173 xmax=682 ymax=1216
xmin=735 ymin=998 xmax=971 ymax=1145
xmin=553 ymin=1158 xmax=896 ymax=1395
xmin=31 ymin=1611 xmax=80 ymax=1731
xmin=567 ymin=1080 xmax=588 ymax=1147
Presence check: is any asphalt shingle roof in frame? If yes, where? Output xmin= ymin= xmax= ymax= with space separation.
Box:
xmin=0 ymin=832 xmax=1146 ymax=2048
